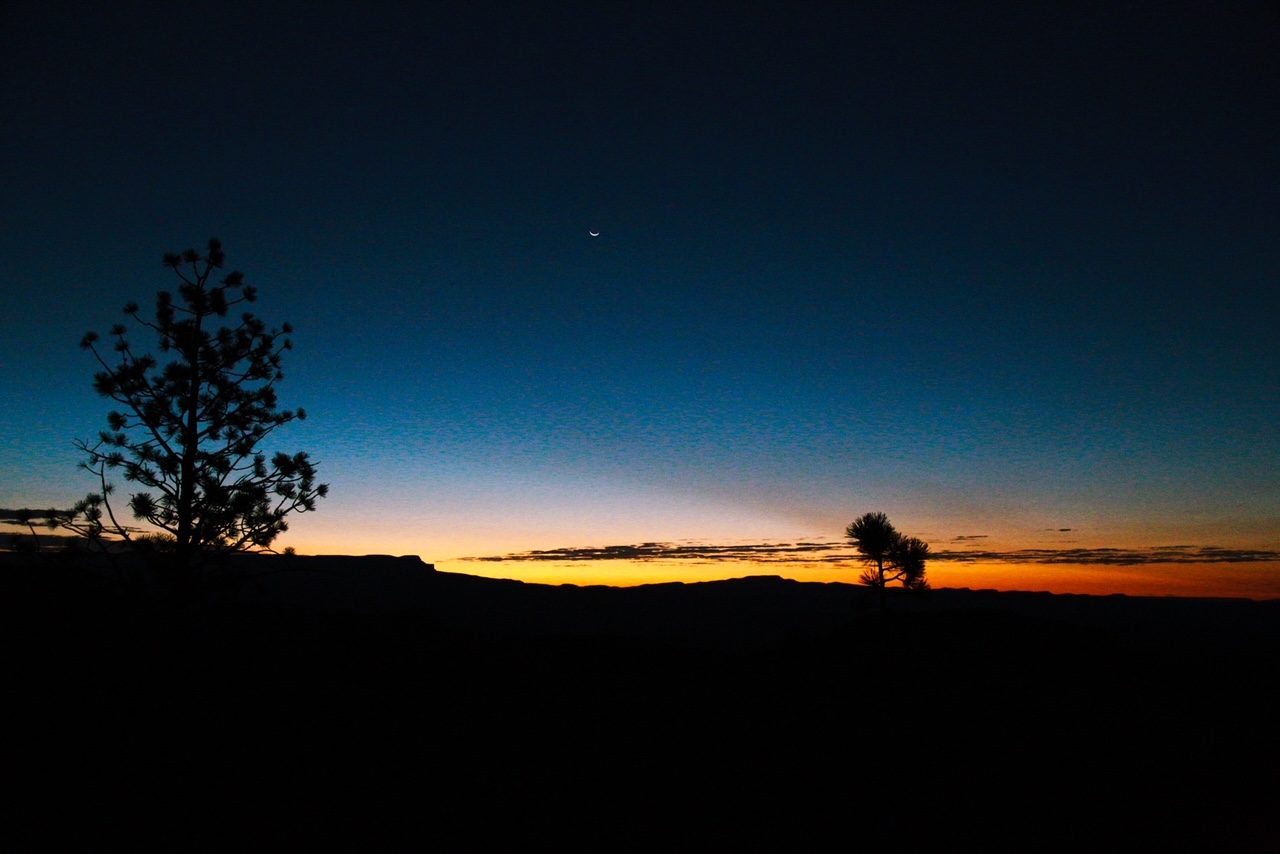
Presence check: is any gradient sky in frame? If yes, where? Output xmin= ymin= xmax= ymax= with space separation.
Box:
xmin=2 ymin=1 xmax=1277 ymax=596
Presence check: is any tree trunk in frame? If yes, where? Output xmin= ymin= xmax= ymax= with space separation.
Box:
xmin=176 ymin=312 xmax=203 ymax=567
xmin=877 ymin=557 xmax=887 ymax=610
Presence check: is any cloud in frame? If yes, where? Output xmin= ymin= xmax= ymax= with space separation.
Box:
xmin=469 ymin=540 xmax=852 ymax=564
xmin=933 ymin=545 xmax=1280 ymax=566
xmin=0 ymin=508 xmax=65 ymax=522
xmin=465 ymin=540 xmax=1280 ymax=567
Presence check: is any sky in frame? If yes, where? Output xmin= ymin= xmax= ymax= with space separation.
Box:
xmin=2 ymin=1 xmax=1278 ymax=597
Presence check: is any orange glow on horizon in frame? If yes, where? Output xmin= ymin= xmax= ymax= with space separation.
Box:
xmin=6 ymin=523 xmax=1274 ymax=600
xmin=424 ymin=557 xmax=1280 ymax=600
xmin=275 ymin=512 xmax=1280 ymax=601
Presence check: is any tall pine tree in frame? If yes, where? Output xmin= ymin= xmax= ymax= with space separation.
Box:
xmin=70 ymin=239 xmax=327 ymax=565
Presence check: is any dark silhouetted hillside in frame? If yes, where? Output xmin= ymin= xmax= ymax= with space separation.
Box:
xmin=3 ymin=552 xmax=1276 ymax=849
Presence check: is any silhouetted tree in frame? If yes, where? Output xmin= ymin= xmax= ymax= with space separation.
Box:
xmin=66 ymin=239 xmax=327 ymax=570
xmin=846 ymin=512 xmax=930 ymax=608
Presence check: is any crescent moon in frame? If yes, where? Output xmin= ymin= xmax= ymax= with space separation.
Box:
xmin=589 ymin=231 xmax=600 ymax=237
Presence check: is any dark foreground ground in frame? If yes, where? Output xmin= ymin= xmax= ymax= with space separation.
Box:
xmin=4 ymin=553 xmax=1278 ymax=850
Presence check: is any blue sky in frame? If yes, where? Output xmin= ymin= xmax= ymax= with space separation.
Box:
xmin=2 ymin=1 xmax=1277 ymax=594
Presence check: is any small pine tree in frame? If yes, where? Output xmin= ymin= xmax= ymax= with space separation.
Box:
xmin=68 ymin=239 xmax=327 ymax=566
xmin=846 ymin=512 xmax=930 ymax=608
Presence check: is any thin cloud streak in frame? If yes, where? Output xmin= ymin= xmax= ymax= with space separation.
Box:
xmin=466 ymin=541 xmax=1280 ymax=567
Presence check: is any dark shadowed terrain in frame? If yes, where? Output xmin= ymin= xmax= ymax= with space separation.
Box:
xmin=4 ymin=553 xmax=1277 ymax=849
